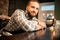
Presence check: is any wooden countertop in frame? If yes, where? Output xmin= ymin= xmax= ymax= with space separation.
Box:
xmin=0 ymin=28 xmax=57 ymax=40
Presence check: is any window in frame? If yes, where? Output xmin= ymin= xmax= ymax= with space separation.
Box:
xmin=41 ymin=5 xmax=54 ymax=11
xmin=39 ymin=2 xmax=55 ymax=21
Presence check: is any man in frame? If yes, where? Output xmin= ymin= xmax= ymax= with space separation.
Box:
xmin=0 ymin=0 xmax=45 ymax=36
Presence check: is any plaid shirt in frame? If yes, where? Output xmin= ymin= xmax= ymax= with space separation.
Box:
xmin=2 ymin=9 xmax=38 ymax=32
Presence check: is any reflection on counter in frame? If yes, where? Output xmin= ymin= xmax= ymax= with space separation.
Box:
xmin=0 ymin=28 xmax=57 ymax=40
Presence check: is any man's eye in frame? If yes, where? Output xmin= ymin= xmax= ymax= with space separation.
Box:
xmin=36 ymin=8 xmax=39 ymax=10
xmin=31 ymin=6 xmax=35 ymax=8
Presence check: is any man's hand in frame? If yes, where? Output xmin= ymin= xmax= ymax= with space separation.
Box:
xmin=37 ymin=21 xmax=46 ymax=30
xmin=0 ymin=15 xmax=11 ymax=20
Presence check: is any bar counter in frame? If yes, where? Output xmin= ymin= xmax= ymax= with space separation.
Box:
xmin=0 ymin=28 xmax=58 ymax=40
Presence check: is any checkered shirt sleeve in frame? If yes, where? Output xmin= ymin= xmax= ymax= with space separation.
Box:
xmin=13 ymin=9 xmax=38 ymax=31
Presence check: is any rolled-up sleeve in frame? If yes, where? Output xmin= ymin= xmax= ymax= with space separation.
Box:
xmin=13 ymin=9 xmax=38 ymax=31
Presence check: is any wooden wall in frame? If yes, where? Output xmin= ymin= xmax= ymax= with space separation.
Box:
xmin=0 ymin=0 xmax=9 ymax=15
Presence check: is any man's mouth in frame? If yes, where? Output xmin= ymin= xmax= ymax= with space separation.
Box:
xmin=31 ymin=12 xmax=36 ymax=15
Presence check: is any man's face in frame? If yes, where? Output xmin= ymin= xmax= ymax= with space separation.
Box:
xmin=26 ymin=1 xmax=40 ymax=17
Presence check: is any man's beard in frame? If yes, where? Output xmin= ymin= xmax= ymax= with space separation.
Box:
xmin=27 ymin=12 xmax=36 ymax=20
xmin=28 ymin=11 xmax=36 ymax=17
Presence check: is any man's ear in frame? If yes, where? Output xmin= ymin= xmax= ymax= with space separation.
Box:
xmin=26 ymin=6 xmax=28 ymax=10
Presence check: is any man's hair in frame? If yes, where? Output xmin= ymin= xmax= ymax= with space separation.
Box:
xmin=26 ymin=0 xmax=40 ymax=7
